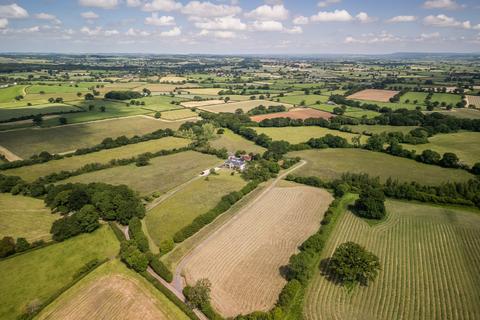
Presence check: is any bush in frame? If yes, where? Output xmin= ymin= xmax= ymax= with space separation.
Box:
xmin=149 ymin=257 xmax=173 ymax=282
xmin=159 ymin=239 xmax=174 ymax=255
xmin=0 ymin=236 xmax=16 ymax=258
xmin=105 ymin=91 xmax=143 ymax=100
xmin=135 ymin=154 xmax=150 ymax=167
xmin=354 ymin=186 xmax=386 ymax=220
xmin=120 ymin=240 xmax=149 ymax=272
xmin=15 ymin=237 xmax=30 ymax=252
xmin=128 ymin=217 xmax=149 ymax=252
xmin=184 ymin=278 xmax=211 ymax=309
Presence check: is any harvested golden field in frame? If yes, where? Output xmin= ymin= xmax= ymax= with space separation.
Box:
xmin=304 ymin=200 xmax=480 ymax=320
xmin=347 ymin=89 xmax=399 ymax=102
xmin=200 ymin=100 xmax=293 ymax=114
xmin=466 ymin=95 xmax=480 ymax=107
xmin=160 ymin=109 xmax=198 ymax=120
xmin=183 ymin=183 xmax=333 ymax=317
xmin=160 ymin=76 xmax=187 ymax=83
xmin=180 ymin=99 xmax=226 ymax=108
xmin=250 ymin=107 xmax=333 ymax=122
xmin=37 ymin=260 xmax=189 ymax=320
xmin=180 ymin=88 xmax=222 ymax=95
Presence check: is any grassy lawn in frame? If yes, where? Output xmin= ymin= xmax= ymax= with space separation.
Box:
xmin=0 ymin=104 xmax=80 ymax=122
xmin=0 ymin=226 xmax=119 ymax=320
xmin=0 ymin=193 xmax=60 ymax=242
xmin=254 ymin=126 xmax=367 ymax=144
xmin=399 ymin=92 xmax=428 ymax=104
xmin=137 ymin=95 xmax=186 ymax=112
xmin=402 ymin=131 xmax=480 ymax=166
xmin=277 ymin=94 xmax=329 ymax=106
xmin=145 ymin=170 xmax=246 ymax=245
xmin=0 ymin=85 xmax=26 ymax=104
xmin=431 ymin=93 xmax=462 ymax=105
xmin=36 ymin=259 xmax=190 ymax=320
xmin=346 ymin=125 xmax=418 ymax=135
xmin=5 ymin=137 xmax=190 ymax=181
xmin=304 ymin=200 xmax=480 ymax=320
xmin=210 ymin=129 xmax=266 ymax=154
xmin=0 ymin=116 xmax=183 ymax=158
xmin=289 ymin=148 xmax=473 ymax=185
xmin=60 ymin=151 xmax=221 ymax=196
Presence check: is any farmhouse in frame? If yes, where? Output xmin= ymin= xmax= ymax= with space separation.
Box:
xmin=224 ymin=155 xmax=247 ymax=171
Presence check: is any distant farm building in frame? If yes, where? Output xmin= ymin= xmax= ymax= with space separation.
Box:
xmin=224 ymin=155 xmax=248 ymax=171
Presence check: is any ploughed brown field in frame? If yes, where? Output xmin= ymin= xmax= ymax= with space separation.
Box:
xmin=347 ymin=89 xmax=399 ymax=102
xmin=183 ymin=183 xmax=333 ymax=317
xmin=250 ymin=107 xmax=334 ymax=122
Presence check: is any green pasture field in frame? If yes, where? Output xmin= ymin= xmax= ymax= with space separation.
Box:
xmin=254 ymin=126 xmax=367 ymax=144
xmin=277 ymin=94 xmax=329 ymax=106
xmin=0 ymin=193 xmax=60 ymax=242
xmin=346 ymin=125 xmax=418 ymax=135
xmin=304 ymin=200 xmax=480 ymax=320
xmin=219 ymin=94 xmax=253 ymax=101
xmin=145 ymin=170 xmax=246 ymax=245
xmin=431 ymin=93 xmax=462 ymax=105
xmin=4 ymin=137 xmax=190 ymax=182
xmin=0 ymin=116 xmax=182 ymax=158
xmin=289 ymin=148 xmax=473 ymax=185
xmin=402 ymin=131 xmax=480 ymax=166
xmin=137 ymin=95 xmax=186 ymax=112
xmin=0 ymin=85 xmax=26 ymax=103
xmin=160 ymin=109 xmax=197 ymax=120
xmin=0 ymin=226 xmax=119 ymax=320
xmin=430 ymin=108 xmax=480 ymax=119
xmin=351 ymin=99 xmax=422 ymax=110
xmin=310 ymin=104 xmax=381 ymax=119
xmin=36 ymin=259 xmax=189 ymax=320
xmin=0 ymin=104 xmax=81 ymax=122
xmin=26 ymin=84 xmax=89 ymax=94
xmin=60 ymin=151 xmax=221 ymax=196
xmin=210 ymin=129 xmax=266 ymax=154
xmin=399 ymin=92 xmax=428 ymax=104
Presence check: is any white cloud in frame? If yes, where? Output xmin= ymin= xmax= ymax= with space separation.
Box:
xmin=160 ymin=26 xmax=181 ymax=36
xmin=0 ymin=4 xmax=28 ymax=18
xmin=142 ymin=0 xmax=182 ymax=12
xmin=424 ymin=14 xmax=472 ymax=29
xmin=423 ymin=0 xmax=463 ymax=10
xmin=104 ymin=29 xmax=119 ymax=36
xmin=126 ymin=0 xmax=142 ymax=7
xmin=35 ymin=13 xmax=61 ymax=24
xmin=145 ymin=13 xmax=175 ymax=26
xmin=199 ymin=29 xmax=239 ymax=39
xmin=251 ymin=20 xmax=284 ymax=31
xmin=80 ymin=26 xmax=102 ymax=35
xmin=387 ymin=15 xmax=417 ymax=23
xmin=356 ymin=12 xmax=375 ymax=23
xmin=311 ymin=9 xmax=352 ymax=22
xmin=78 ymin=0 xmax=119 ymax=9
xmin=245 ymin=4 xmax=289 ymax=21
xmin=317 ymin=0 xmax=341 ymax=8
xmin=182 ymin=1 xmax=241 ymax=17
xmin=125 ymin=28 xmax=151 ymax=36
xmin=293 ymin=15 xmax=309 ymax=25
xmin=81 ymin=11 xmax=99 ymax=19
xmin=194 ymin=16 xmax=246 ymax=30
xmin=344 ymin=31 xmax=400 ymax=44
xmin=416 ymin=32 xmax=441 ymax=41
xmin=284 ymin=26 xmax=303 ymax=34
xmin=0 ymin=18 xmax=8 ymax=29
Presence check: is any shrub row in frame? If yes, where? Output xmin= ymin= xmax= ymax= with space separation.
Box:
xmin=0 ymin=109 xmax=83 ymax=124
xmin=173 ymin=180 xmax=260 ymax=243
xmin=128 ymin=217 xmax=149 ymax=253
xmin=0 ymin=128 xmax=175 ymax=170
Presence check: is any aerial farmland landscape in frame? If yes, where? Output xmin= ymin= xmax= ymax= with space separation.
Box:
xmin=0 ymin=0 xmax=480 ymax=320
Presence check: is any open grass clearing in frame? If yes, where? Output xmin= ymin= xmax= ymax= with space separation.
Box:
xmin=311 ymin=104 xmax=381 ymax=119
xmin=304 ymin=200 xmax=480 ymax=320
xmin=36 ymin=259 xmax=189 ymax=320
xmin=160 ymin=109 xmax=198 ymax=120
xmin=145 ymin=170 xmax=246 ymax=246
xmin=277 ymin=94 xmax=329 ymax=106
xmin=250 ymin=107 xmax=333 ymax=122
xmin=402 ymin=131 xmax=480 ymax=166
xmin=210 ymin=129 xmax=266 ymax=154
xmin=60 ymin=151 xmax=221 ymax=196
xmin=0 ymin=193 xmax=59 ymax=242
xmin=0 ymin=104 xmax=80 ymax=122
xmin=26 ymin=84 xmax=88 ymax=94
xmin=0 ymin=85 xmax=27 ymax=104
xmin=347 ymin=89 xmax=399 ymax=102
xmin=399 ymin=92 xmax=428 ymax=104
xmin=183 ymin=183 xmax=333 ymax=317
xmin=181 ymin=99 xmax=226 ymax=108
xmin=4 ymin=137 xmax=190 ymax=182
xmin=0 ymin=116 xmax=183 ymax=158
xmin=199 ymin=100 xmax=293 ymax=114
xmin=0 ymin=226 xmax=119 ymax=320
xmin=289 ymin=148 xmax=473 ymax=185
xmin=431 ymin=93 xmax=462 ymax=105
xmin=429 ymin=108 xmax=480 ymax=119
xmin=254 ymin=126 xmax=367 ymax=144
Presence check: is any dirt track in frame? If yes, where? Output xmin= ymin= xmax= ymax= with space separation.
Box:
xmin=0 ymin=145 xmax=22 ymax=161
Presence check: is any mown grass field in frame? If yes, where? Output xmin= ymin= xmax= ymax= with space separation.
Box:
xmin=0 ymin=193 xmax=59 ymax=242
xmin=402 ymin=131 xmax=480 ymax=166
xmin=304 ymin=200 xmax=480 ymax=320
xmin=61 ymin=151 xmax=220 ymax=196
xmin=210 ymin=129 xmax=266 ymax=154
xmin=289 ymin=149 xmax=473 ymax=185
xmin=277 ymin=94 xmax=329 ymax=106
xmin=145 ymin=170 xmax=246 ymax=246
xmin=0 ymin=226 xmax=119 ymax=320
xmin=0 ymin=116 xmax=183 ymax=158
xmin=0 ymin=104 xmax=81 ymax=122
xmin=254 ymin=126 xmax=367 ymax=144
xmin=36 ymin=259 xmax=189 ymax=320
xmin=0 ymin=85 xmax=26 ymax=103
xmin=399 ymin=92 xmax=428 ymax=104
xmin=137 ymin=95 xmax=186 ymax=112
xmin=4 ymin=137 xmax=190 ymax=181
xmin=160 ymin=108 xmax=197 ymax=120
xmin=431 ymin=93 xmax=462 ymax=105
xmin=200 ymin=100 xmax=293 ymax=113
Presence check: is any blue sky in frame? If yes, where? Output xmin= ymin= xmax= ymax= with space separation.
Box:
xmin=0 ymin=0 xmax=479 ymax=54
